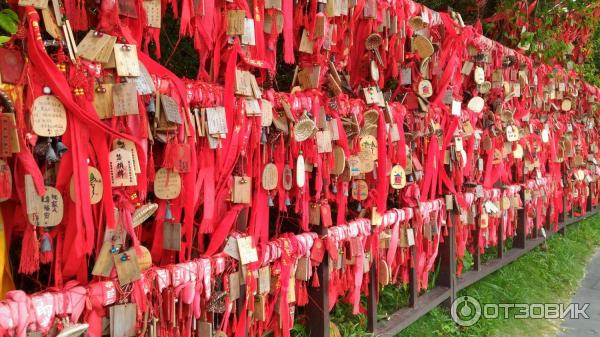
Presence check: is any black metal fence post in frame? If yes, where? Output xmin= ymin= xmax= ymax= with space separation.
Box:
xmin=307 ymin=226 xmax=330 ymax=337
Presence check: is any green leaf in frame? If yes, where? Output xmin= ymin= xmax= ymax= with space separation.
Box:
xmin=0 ymin=36 xmax=10 ymax=46
xmin=0 ymin=9 xmax=18 ymax=22
xmin=0 ymin=9 xmax=19 ymax=35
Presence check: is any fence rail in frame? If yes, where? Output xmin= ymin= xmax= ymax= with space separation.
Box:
xmin=306 ymin=181 xmax=600 ymax=336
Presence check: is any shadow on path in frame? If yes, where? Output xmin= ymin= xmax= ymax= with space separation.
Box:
xmin=560 ymin=250 xmax=600 ymax=336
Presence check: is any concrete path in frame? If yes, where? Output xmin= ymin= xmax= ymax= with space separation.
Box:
xmin=560 ymin=250 xmax=600 ymax=336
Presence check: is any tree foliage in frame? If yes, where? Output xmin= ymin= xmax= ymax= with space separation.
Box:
xmin=0 ymin=8 xmax=18 ymax=46
xmin=154 ymin=0 xmax=599 ymax=86
xmin=422 ymin=0 xmax=600 ymax=86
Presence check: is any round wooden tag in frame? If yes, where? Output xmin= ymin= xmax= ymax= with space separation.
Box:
xmin=283 ymin=165 xmax=293 ymax=190
xmin=261 ymin=163 xmax=278 ymax=191
xmin=479 ymin=81 xmax=492 ymax=94
xmin=418 ymin=80 xmax=433 ymax=98
xmin=474 ymin=66 xmax=485 ymax=84
xmin=370 ymin=60 xmax=379 ymax=82
xmin=125 ymin=245 xmax=152 ymax=271
xmin=358 ymin=151 xmax=375 ymax=173
xmin=69 ymin=166 xmax=103 ymax=204
xmin=541 ymin=129 xmax=550 ymax=143
xmin=363 ymin=109 xmax=379 ymax=126
xmin=28 ymin=186 xmax=63 ymax=227
xmin=413 ymin=35 xmax=434 ymax=58
xmin=31 ymin=95 xmax=67 ymax=137
xmin=467 ymin=96 xmax=484 ymax=113
xmin=351 ymin=180 xmax=368 ymax=201
xmin=576 ymin=169 xmax=585 ymax=181
xmin=561 ymin=99 xmax=572 ymax=111
xmin=332 ymin=146 xmax=346 ymax=176
xmin=479 ymin=211 xmax=489 ymax=228
xmin=154 ymin=168 xmax=181 ymax=200
xmin=390 ymin=165 xmax=406 ymax=189
xmin=506 ymin=125 xmax=519 ymax=142
xmin=0 ymin=159 xmax=12 ymax=202
xmin=513 ymin=144 xmax=524 ymax=159
xmin=378 ymin=260 xmax=390 ymax=286
xmin=348 ymin=156 xmax=361 ymax=177
xmin=360 ymin=135 xmax=378 ymax=161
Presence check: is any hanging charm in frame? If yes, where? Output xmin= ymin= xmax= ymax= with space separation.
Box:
xmin=296 ymin=150 xmax=305 ymax=188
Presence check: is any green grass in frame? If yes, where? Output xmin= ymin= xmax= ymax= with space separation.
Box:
xmin=296 ymin=214 xmax=600 ymax=337
xmin=399 ymin=214 xmax=600 ymax=337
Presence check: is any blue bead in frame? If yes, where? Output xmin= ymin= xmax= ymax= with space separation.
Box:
xmin=46 ymin=146 xmax=58 ymax=163
xmin=146 ymin=99 xmax=156 ymax=114
xmin=41 ymin=235 xmax=52 ymax=252
xmin=56 ymin=141 xmax=68 ymax=157
xmin=165 ymin=204 xmax=173 ymax=220
xmin=261 ymin=129 xmax=268 ymax=144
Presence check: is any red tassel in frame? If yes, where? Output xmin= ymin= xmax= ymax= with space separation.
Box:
xmin=75 ymin=0 xmax=89 ymax=31
xmin=40 ymin=233 xmax=54 ymax=264
xmin=0 ymin=166 xmax=10 ymax=200
xmin=296 ymin=282 xmax=308 ymax=306
xmin=311 ymin=267 xmax=320 ymax=287
xmin=19 ymin=225 xmax=40 ymax=274
xmin=40 ymin=250 xmax=53 ymax=264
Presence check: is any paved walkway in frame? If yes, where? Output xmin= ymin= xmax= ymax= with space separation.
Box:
xmin=560 ymin=250 xmax=600 ymax=336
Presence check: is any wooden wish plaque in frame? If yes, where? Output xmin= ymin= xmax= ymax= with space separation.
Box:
xmin=27 ymin=186 xmax=63 ymax=227
xmin=154 ymin=168 xmax=182 ymax=200
xmin=113 ymin=44 xmax=140 ymax=77
xmin=162 ymin=222 xmax=182 ymax=251
xmin=113 ymin=250 xmax=141 ymax=285
xmin=109 ymin=148 xmax=138 ymax=187
xmin=261 ymin=163 xmax=278 ymax=191
xmin=112 ymin=82 xmax=139 ymax=116
xmin=0 ymin=159 xmax=12 ymax=202
xmin=69 ymin=166 xmax=103 ymax=204
xmin=31 ymin=95 xmax=67 ymax=137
